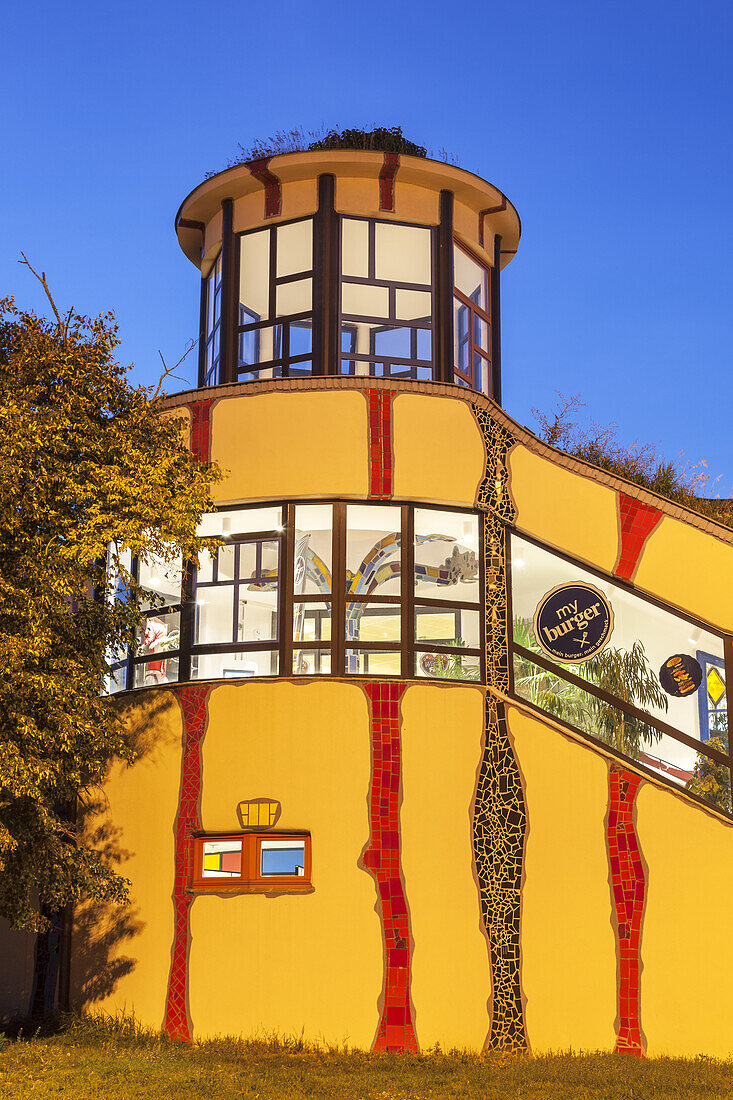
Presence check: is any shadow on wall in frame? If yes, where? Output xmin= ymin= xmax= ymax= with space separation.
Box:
xmin=116 ymin=687 xmax=181 ymax=762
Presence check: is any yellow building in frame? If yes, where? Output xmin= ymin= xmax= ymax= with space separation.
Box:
xmin=2 ymin=144 xmax=732 ymax=1057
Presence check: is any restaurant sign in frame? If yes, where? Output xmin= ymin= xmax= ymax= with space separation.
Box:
xmin=533 ymin=582 xmax=614 ymax=663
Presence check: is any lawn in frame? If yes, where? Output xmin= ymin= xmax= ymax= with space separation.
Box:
xmin=2 ymin=1016 xmax=733 ymax=1099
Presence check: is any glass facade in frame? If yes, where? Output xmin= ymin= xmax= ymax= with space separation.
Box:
xmin=199 ymin=215 xmax=495 ymax=394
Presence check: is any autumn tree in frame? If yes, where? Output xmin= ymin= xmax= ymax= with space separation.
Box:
xmin=0 ymin=291 xmax=221 ymax=931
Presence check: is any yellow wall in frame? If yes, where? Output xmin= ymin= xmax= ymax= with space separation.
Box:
xmin=71 ymin=690 xmax=183 ymax=1027
xmin=211 ymin=391 xmax=369 ymax=503
xmin=189 ymin=680 xmax=383 ymax=1045
xmin=392 ymin=394 xmax=485 ymax=507
xmin=507 ymin=705 xmax=617 ymax=1052
xmin=508 ymin=444 xmax=619 ymax=573
xmin=637 ymin=783 xmax=733 ymax=1058
xmin=400 ymin=685 xmax=491 ymax=1050
xmin=635 ymin=516 xmax=733 ymax=634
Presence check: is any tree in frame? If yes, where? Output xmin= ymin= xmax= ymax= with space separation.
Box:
xmin=687 ymin=732 xmax=731 ymax=813
xmin=0 ymin=293 xmax=222 ymax=930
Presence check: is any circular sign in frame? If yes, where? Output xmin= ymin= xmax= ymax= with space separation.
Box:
xmin=533 ymin=582 xmax=614 ymax=663
xmin=659 ymin=653 xmax=702 ymax=698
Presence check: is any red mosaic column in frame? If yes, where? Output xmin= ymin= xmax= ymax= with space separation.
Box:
xmin=379 ymin=152 xmax=400 ymax=212
xmin=362 ymin=681 xmax=418 ymax=1052
xmin=185 ymin=398 xmax=215 ymax=465
xmin=163 ymin=684 xmax=211 ymax=1042
xmin=615 ymin=493 xmax=662 ymax=582
xmin=368 ymin=389 xmax=396 ymax=499
xmin=607 ymin=766 xmax=646 ymax=1057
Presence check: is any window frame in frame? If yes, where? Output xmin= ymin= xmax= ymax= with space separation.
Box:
xmin=452 ymin=238 xmax=492 ymax=394
xmin=191 ymin=832 xmax=312 ymax=892
xmin=507 ymin=524 xmax=733 ymax=814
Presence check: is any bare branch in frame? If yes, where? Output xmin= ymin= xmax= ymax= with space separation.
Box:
xmin=151 ymin=338 xmax=198 ymax=400
xmin=18 ymin=253 xmax=67 ymax=340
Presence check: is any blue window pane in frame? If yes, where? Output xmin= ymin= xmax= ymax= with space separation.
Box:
xmin=260 ymin=844 xmax=305 ymax=876
xmin=373 ymin=326 xmax=411 ymax=359
xmin=416 ymin=329 xmax=432 ymax=361
xmin=290 ymin=322 xmax=313 ymax=357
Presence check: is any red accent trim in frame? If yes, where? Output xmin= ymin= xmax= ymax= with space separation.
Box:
xmin=368 ymin=390 xmax=396 ymax=499
xmin=362 ymin=681 xmax=418 ymax=1052
xmin=615 ymin=493 xmax=663 ymax=581
xmin=177 ymin=218 xmax=205 ymax=234
xmin=163 ymin=685 xmax=211 ymax=1042
xmin=184 ymin=399 xmax=215 ymax=464
xmin=247 ymin=157 xmax=282 ymax=218
xmin=379 ymin=153 xmax=400 ymax=212
xmin=608 ymin=766 xmax=646 ymax=1057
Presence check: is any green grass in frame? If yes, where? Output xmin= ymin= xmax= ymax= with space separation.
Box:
xmin=2 ymin=1015 xmax=733 ymax=1099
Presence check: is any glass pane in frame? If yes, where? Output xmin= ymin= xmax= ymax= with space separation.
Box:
xmin=240 ymin=229 xmax=270 ymax=323
xmin=342 ymin=282 xmax=389 ymax=318
xmin=290 ymin=321 xmax=312 ymax=357
xmin=191 ymin=650 xmax=279 ymax=680
xmin=105 ymin=662 xmax=127 ymax=695
xmin=373 ymin=326 xmax=411 ymax=359
xmin=346 ymin=504 xmax=402 ymax=597
xmin=341 ymin=218 xmax=369 ymax=278
xmin=196 ymin=548 xmax=214 ymax=584
xmin=195 ymin=586 xmax=235 ymax=645
xmin=416 ymin=607 xmax=480 ymax=648
xmin=294 ymin=505 xmax=333 ymax=594
xmin=346 ymin=649 xmax=401 ymax=676
xmin=417 ymin=329 xmax=432 ymax=361
xmin=238 ymin=324 xmax=282 ymax=368
xmin=395 ymin=288 xmax=432 ymax=321
xmin=293 ymin=648 xmax=331 ymax=675
xmin=474 ymin=351 xmax=490 ymax=395
xmin=238 ymin=588 xmax=278 ymax=644
xmin=260 ymin=839 xmax=306 ymax=877
xmin=414 ymin=510 xmax=480 ymax=603
xmin=133 ymin=654 xmax=180 ymax=689
xmin=217 ymin=544 xmax=235 ymax=582
xmin=198 ymin=507 xmax=283 ymax=538
xmin=375 ymin=222 xmax=432 ymax=284
xmin=453 ymin=243 xmax=489 ymax=310
xmin=294 ymin=600 xmax=331 ymax=643
xmin=202 ymin=839 xmax=242 ymax=879
xmin=510 ymin=532 xmax=725 ymax=741
xmin=473 ymin=314 xmax=490 ymax=351
xmin=276 ymin=278 xmax=312 ymax=317
xmin=346 ymin=603 xmax=400 ymax=643
xmin=288 ymin=359 xmax=313 ymax=377
xmin=276 ymin=219 xmax=313 ymax=277
xmin=416 ymin=651 xmax=481 ymax=682
xmin=239 ymin=541 xmax=279 ymax=581
xmin=136 ymin=610 xmax=181 ymax=655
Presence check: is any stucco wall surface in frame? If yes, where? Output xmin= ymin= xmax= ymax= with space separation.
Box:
xmin=392 ymin=394 xmax=485 ymax=507
xmin=506 ymin=705 xmax=617 ymax=1053
xmin=70 ymin=690 xmax=183 ymax=1027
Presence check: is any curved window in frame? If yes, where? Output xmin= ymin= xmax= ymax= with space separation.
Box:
xmin=340 ymin=217 xmax=434 ymax=381
xmin=237 ymin=219 xmax=313 ymax=381
xmin=453 ymin=241 xmax=492 ymax=395
xmin=202 ymin=253 xmax=222 ymax=387
xmin=106 ymin=502 xmax=482 ymax=690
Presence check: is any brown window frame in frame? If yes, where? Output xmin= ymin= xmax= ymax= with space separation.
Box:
xmin=191 ymin=832 xmax=312 ymax=892
xmin=452 ymin=238 xmax=492 ymax=395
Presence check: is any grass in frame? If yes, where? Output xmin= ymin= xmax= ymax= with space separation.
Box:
xmin=2 ymin=1016 xmax=733 ymax=1099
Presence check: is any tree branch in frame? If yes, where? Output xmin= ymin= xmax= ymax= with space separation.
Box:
xmin=151 ymin=339 xmax=198 ymax=400
xmin=18 ymin=253 xmax=67 ymax=340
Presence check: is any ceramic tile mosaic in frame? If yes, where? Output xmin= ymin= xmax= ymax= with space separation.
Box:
xmin=185 ymin=398 xmax=215 ymax=465
xmin=361 ymin=681 xmax=418 ymax=1052
xmin=379 ymin=152 xmax=400 ymax=212
xmin=368 ymin=389 xmax=396 ymax=499
xmin=163 ymin=684 xmax=211 ymax=1042
xmin=472 ymin=407 xmax=528 ymax=1051
xmin=247 ymin=157 xmax=282 ymax=218
xmin=615 ymin=493 xmax=663 ymax=582
xmin=608 ymin=765 xmax=646 ymax=1056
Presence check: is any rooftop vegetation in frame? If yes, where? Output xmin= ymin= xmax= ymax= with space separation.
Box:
xmin=533 ymin=393 xmax=733 ymax=530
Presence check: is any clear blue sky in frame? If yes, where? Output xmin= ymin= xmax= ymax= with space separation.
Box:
xmin=3 ymin=0 xmax=732 ymax=493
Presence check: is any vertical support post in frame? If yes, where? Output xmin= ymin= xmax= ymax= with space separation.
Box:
xmin=197 ymin=273 xmax=207 ymax=388
xmin=178 ymin=559 xmax=195 ymax=684
xmin=332 ymin=503 xmax=346 ymax=677
xmin=282 ymin=503 xmax=294 ymax=677
xmin=401 ymin=505 xmax=415 ymax=679
xmin=724 ymin=634 xmax=733 ymax=806
xmin=491 ymin=234 xmax=502 ymax=405
xmin=436 ymin=189 xmax=455 ymax=384
xmin=219 ymin=198 xmax=236 ymax=385
xmin=313 ymin=173 xmax=339 ymax=376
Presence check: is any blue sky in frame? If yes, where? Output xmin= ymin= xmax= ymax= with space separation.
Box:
xmin=3 ymin=0 xmax=732 ymax=493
